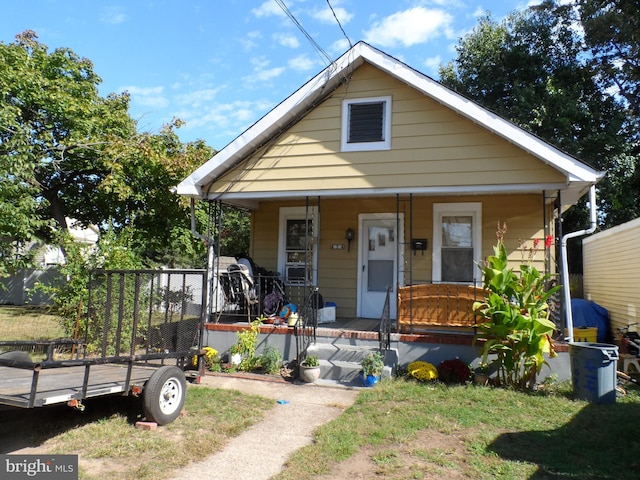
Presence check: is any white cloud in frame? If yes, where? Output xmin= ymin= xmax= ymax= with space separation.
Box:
xmin=252 ymin=0 xmax=286 ymax=18
xmin=100 ymin=6 xmax=127 ymax=24
xmin=288 ymin=54 xmax=316 ymax=71
xmin=312 ymin=4 xmax=353 ymax=25
xmin=240 ymin=56 xmax=286 ymax=84
xmin=424 ymin=55 xmax=442 ymax=74
xmin=252 ymin=67 xmax=286 ymax=82
xmin=123 ymin=86 xmax=168 ymax=108
xmin=329 ymin=38 xmax=351 ymax=55
xmin=176 ymin=88 xmax=224 ymax=107
xmin=274 ymin=32 xmax=300 ymax=48
xmin=176 ymin=98 xmax=277 ymax=146
xmin=363 ymin=7 xmax=454 ymax=47
xmin=240 ymin=30 xmax=263 ymax=51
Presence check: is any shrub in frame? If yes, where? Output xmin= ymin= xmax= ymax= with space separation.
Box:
xmin=473 ymin=224 xmax=560 ymax=390
xmin=406 ymin=361 xmax=438 ymax=382
xmin=437 ymin=358 xmax=472 ymax=384
xmin=259 ymin=345 xmax=282 ymax=375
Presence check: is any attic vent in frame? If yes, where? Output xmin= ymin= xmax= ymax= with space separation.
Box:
xmin=348 ymin=102 xmax=384 ymax=143
xmin=341 ymin=96 xmax=392 ymax=152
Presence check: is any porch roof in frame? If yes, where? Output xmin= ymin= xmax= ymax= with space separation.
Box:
xmin=176 ymin=41 xmax=603 ymax=208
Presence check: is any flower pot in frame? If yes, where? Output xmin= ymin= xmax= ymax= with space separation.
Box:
xmin=299 ymin=364 xmax=321 ymax=383
xmin=230 ymin=353 xmax=243 ymax=366
xmin=474 ymin=372 xmax=490 ymax=386
xmin=359 ymin=372 xmax=380 ymax=387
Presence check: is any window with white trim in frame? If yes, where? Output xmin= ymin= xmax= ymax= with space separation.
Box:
xmin=278 ymin=207 xmax=318 ymax=285
xmin=432 ymin=203 xmax=482 ymax=283
xmin=341 ymin=96 xmax=392 ymax=152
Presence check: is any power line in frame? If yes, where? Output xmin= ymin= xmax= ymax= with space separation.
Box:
xmin=326 ymin=0 xmax=352 ymax=49
xmin=274 ymin=0 xmax=333 ymax=66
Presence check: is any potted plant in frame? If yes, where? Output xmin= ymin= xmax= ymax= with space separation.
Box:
xmin=299 ymin=355 xmax=321 ymax=383
xmin=359 ymin=351 xmax=384 ymax=387
xmin=472 ymin=362 xmax=491 ymax=386
xmin=228 ymin=343 xmax=243 ymax=366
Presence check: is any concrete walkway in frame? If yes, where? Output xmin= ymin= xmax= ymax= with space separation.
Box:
xmin=169 ymin=375 xmax=360 ymax=480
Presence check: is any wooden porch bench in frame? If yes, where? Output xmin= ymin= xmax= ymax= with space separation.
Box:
xmin=397 ymin=283 xmax=486 ymax=332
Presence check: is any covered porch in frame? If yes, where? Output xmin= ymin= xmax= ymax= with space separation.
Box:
xmin=176 ymin=42 xmax=599 ymax=383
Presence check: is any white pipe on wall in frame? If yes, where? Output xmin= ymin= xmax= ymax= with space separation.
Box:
xmin=561 ymin=185 xmax=597 ymax=342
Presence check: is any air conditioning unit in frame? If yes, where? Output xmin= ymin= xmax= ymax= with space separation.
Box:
xmin=285 ymin=265 xmax=306 ymax=284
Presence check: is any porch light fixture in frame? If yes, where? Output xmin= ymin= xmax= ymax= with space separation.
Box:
xmin=345 ymin=228 xmax=354 ymax=252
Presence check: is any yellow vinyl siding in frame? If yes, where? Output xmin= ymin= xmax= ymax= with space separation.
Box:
xmin=208 ymin=62 xmax=564 ymax=195
xmin=249 ymin=194 xmax=548 ymax=319
xmin=583 ymin=219 xmax=640 ymax=336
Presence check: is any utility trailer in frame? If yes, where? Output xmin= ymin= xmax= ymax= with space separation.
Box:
xmin=0 ymin=269 xmax=208 ymax=426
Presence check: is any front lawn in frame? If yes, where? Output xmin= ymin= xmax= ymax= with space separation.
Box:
xmin=275 ymin=378 xmax=640 ymax=479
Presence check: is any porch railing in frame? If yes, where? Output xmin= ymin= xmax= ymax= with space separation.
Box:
xmin=296 ymin=286 xmax=321 ymax=360
xmin=211 ymin=272 xmax=313 ymax=324
xmin=378 ymin=285 xmax=392 ymax=351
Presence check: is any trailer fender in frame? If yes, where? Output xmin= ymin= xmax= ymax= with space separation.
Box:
xmin=0 ymin=350 xmax=32 ymax=365
xmin=142 ymin=366 xmax=187 ymax=426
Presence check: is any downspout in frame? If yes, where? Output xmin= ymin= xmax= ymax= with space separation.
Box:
xmin=561 ymin=185 xmax=597 ymax=342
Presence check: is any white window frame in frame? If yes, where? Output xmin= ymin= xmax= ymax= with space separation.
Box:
xmin=278 ymin=206 xmax=319 ymax=286
xmin=432 ymin=202 xmax=482 ymax=283
xmin=341 ymin=96 xmax=392 ymax=152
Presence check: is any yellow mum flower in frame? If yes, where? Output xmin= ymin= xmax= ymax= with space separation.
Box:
xmin=407 ymin=361 xmax=438 ymax=382
xmin=192 ymin=346 xmax=219 ymax=367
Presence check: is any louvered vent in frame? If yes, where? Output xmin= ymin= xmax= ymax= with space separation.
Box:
xmin=348 ymin=102 xmax=384 ymax=143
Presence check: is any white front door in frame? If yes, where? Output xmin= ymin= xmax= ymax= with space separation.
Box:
xmin=358 ymin=214 xmax=403 ymax=319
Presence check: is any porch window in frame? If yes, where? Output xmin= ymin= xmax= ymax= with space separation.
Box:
xmin=279 ymin=207 xmax=318 ymax=285
xmin=341 ymin=96 xmax=392 ymax=152
xmin=432 ymin=203 xmax=482 ymax=283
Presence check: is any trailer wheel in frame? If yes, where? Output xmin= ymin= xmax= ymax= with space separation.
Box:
xmin=0 ymin=350 xmax=31 ymax=364
xmin=142 ymin=366 xmax=186 ymax=426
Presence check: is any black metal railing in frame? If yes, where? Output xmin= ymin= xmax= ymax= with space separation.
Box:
xmin=378 ymin=285 xmax=392 ymax=351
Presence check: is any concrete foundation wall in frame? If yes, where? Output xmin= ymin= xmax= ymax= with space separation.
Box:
xmin=203 ymin=328 xmax=572 ymax=382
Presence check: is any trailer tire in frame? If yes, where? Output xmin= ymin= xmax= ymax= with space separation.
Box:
xmin=0 ymin=350 xmax=32 ymax=364
xmin=142 ymin=366 xmax=186 ymax=426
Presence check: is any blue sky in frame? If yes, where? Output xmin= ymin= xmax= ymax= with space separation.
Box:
xmin=2 ymin=0 xmax=538 ymax=150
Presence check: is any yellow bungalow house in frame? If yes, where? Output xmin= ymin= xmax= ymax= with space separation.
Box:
xmin=177 ymin=42 xmax=601 ymax=370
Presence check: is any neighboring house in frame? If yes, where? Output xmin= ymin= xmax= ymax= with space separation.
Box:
xmin=177 ymin=41 xmax=602 ymax=330
xmin=0 ymin=219 xmax=99 ymax=305
xmin=583 ymin=217 xmax=640 ymax=336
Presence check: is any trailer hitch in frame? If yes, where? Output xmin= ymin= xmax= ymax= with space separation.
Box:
xmin=67 ymin=399 xmax=85 ymax=412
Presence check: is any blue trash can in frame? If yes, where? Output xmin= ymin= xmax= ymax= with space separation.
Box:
xmin=569 ymin=342 xmax=619 ymax=404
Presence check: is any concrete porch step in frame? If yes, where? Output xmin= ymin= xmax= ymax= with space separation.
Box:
xmin=305 ymin=343 xmax=397 ymax=386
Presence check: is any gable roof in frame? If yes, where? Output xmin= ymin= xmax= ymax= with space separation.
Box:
xmin=176 ymin=41 xmax=603 ymax=206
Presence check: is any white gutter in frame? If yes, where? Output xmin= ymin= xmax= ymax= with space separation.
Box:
xmin=561 ymin=185 xmax=597 ymax=342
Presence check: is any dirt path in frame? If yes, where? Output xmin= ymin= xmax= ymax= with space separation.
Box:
xmin=169 ymin=375 xmax=359 ymax=480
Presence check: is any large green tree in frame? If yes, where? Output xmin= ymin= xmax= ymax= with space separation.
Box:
xmin=439 ymin=1 xmax=638 ymax=230
xmin=577 ymin=0 xmax=640 ymax=120
xmin=0 ymin=31 xmax=215 ymax=273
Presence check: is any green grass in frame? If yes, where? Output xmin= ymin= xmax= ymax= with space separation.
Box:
xmin=273 ymin=378 xmax=640 ymax=479
xmin=0 ymin=305 xmax=65 ymax=341
xmin=3 ymin=371 xmax=638 ymax=479
xmin=0 ymin=383 xmax=271 ymax=480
